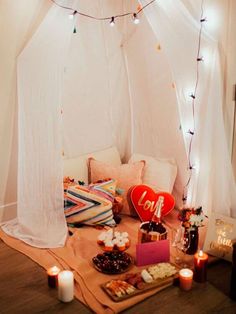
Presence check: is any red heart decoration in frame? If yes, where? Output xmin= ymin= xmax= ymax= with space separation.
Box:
xmin=127 ymin=184 xmax=175 ymax=222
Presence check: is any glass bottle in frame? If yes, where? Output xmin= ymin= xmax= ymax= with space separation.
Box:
xmin=139 ymin=196 xmax=167 ymax=242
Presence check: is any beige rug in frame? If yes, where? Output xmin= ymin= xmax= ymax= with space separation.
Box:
xmin=0 ymin=215 xmax=196 ymax=313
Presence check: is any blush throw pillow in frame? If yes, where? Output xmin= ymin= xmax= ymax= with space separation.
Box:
xmin=129 ymin=153 xmax=177 ymax=193
xmin=88 ymin=158 xmax=145 ymax=216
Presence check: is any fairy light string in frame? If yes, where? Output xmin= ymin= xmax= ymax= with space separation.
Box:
xmin=182 ymin=0 xmax=206 ymax=205
xmin=51 ymin=0 xmax=156 ymax=27
xmin=51 ymin=0 xmax=206 ymax=206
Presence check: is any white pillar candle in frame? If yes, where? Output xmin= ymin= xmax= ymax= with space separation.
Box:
xmin=58 ymin=270 xmax=74 ymax=302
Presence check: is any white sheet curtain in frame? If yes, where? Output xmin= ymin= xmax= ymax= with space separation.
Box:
xmin=62 ymin=0 xmax=131 ymax=161
xmin=1 ymin=1 xmax=75 ymax=247
xmin=141 ymin=0 xmax=236 ymax=217
xmin=2 ymin=0 xmax=236 ymax=249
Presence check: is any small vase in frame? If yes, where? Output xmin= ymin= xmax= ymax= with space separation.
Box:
xmin=184 ymin=227 xmax=199 ymax=255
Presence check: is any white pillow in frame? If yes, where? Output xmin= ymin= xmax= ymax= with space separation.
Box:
xmin=63 ymin=146 xmax=121 ymax=184
xmin=129 ymin=153 xmax=177 ymax=193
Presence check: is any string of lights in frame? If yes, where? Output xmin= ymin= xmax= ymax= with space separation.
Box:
xmin=182 ymin=0 xmax=206 ymax=205
xmin=50 ymin=0 xmax=156 ymax=30
xmin=51 ymin=0 xmax=205 ymax=206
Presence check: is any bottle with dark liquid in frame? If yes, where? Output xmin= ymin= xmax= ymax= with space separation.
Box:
xmin=230 ymin=242 xmax=236 ymax=301
xmin=139 ymin=196 xmax=167 ymax=243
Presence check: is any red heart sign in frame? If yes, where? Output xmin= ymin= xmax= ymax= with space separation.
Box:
xmin=127 ymin=185 xmax=175 ymax=222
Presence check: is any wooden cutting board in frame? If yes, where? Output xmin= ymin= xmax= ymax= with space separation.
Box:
xmin=101 ymin=272 xmax=179 ymax=302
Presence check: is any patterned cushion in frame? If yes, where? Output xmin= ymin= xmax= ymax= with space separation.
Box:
xmin=89 ymin=179 xmax=123 ymax=218
xmin=64 ymin=185 xmax=115 ymax=226
xmin=89 ymin=179 xmax=117 ymax=201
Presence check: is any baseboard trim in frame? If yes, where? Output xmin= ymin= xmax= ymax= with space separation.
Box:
xmin=0 ymin=202 xmax=17 ymax=222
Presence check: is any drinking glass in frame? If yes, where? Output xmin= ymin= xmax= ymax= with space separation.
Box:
xmin=172 ymin=226 xmax=191 ymax=268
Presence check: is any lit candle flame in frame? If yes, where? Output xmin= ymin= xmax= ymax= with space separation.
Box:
xmin=198 ymin=250 xmax=204 ymax=257
xmin=179 ymin=268 xmax=193 ymax=278
xmin=49 ymin=266 xmax=60 ymax=275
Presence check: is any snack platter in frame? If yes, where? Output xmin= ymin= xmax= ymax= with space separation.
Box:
xmin=101 ymin=263 xmax=178 ymax=302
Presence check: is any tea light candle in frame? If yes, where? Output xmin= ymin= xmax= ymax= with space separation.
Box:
xmin=47 ymin=266 xmax=60 ymax=288
xmin=194 ymin=250 xmax=208 ymax=282
xmin=58 ymin=270 xmax=74 ymax=302
xmin=179 ymin=268 xmax=193 ymax=291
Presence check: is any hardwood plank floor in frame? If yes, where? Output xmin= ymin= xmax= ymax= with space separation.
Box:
xmin=0 ymin=240 xmax=236 ymax=314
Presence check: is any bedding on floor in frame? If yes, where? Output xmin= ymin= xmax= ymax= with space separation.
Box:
xmin=0 ymin=216 xmax=186 ymax=314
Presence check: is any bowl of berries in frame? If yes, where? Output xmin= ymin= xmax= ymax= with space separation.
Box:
xmin=92 ymin=251 xmax=133 ymax=274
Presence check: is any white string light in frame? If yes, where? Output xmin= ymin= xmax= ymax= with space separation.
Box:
xmin=182 ymin=0 xmax=206 ymax=205
xmin=109 ymin=16 xmax=115 ymax=27
xmin=68 ymin=13 xmax=74 ymax=19
xmin=188 ymin=130 xmax=194 ymax=136
xmin=197 ymin=56 xmax=204 ymax=62
xmin=68 ymin=10 xmax=77 ymax=19
xmin=132 ymin=13 xmax=140 ymax=24
xmin=53 ymin=0 xmax=207 ymax=207
xmin=200 ymin=48 xmax=211 ymax=67
xmin=51 ymin=0 xmax=156 ymax=31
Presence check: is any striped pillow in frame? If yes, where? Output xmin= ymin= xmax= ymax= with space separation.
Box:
xmin=89 ymin=179 xmax=117 ymax=201
xmin=64 ymin=185 xmax=115 ymax=226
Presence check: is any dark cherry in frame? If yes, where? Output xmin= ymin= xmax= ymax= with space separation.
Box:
xmin=97 ymin=254 xmax=105 ymax=260
xmin=93 ymin=251 xmax=131 ymax=273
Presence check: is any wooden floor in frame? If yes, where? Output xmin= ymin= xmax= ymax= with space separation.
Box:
xmin=0 ymin=239 xmax=236 ymax=314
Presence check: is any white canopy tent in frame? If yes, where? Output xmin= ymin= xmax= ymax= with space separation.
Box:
xmin=1 ymin=0 xmax=236 ymax=248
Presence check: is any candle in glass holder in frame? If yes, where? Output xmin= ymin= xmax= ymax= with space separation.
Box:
xmin=179 ymin=268 xmax=193 ymax=291
xmin=58 ymin=270 xmax=74 ymax=302
xmin=193 ymin=250 xmax=208 ymax=282
xmin=47 ymin=266 xmax=60 ymax=288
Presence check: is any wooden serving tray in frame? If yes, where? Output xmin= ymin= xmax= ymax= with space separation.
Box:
xmin=101 ymin=272 xmax=178 ymax=302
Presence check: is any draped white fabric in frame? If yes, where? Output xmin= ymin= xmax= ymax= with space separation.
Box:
xmin=121 ymin=2 xmax=188 ymax=208
xmin=62 ymin=0 xmax=131 ymax=160
xmin=1 ymin=0 xmax=235 ymax=249
xmin=1 ymin=2 xmax=75 ymax=247
xmin=140 ymin=0 xmax=236 ymax=217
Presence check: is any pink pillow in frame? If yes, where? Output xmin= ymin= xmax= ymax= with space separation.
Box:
xmin=88 ymin=158 xmax=145 ymax=216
